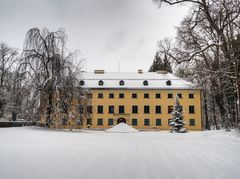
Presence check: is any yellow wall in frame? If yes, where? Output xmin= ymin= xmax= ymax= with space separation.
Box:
xmin=84 ymin=89 xmax=202 ymax=131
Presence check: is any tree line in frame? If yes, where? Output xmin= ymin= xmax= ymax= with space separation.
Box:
xmin=150 ymin=0 xmax=240 ymax=130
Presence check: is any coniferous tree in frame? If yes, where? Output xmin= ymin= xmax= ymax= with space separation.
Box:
xmin=170 ymin=95 xmax=186 ymax=133
xmin=149 ymin=52 xmax=172 ymax=73
xmin=149 ymin=52 xmax=162 ymax=72
xmin=162 ymin=54 xmax=172 ymax=73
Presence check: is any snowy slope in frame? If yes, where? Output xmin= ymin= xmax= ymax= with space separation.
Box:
xmin=0 ymin=127 xmax=239 ymax=179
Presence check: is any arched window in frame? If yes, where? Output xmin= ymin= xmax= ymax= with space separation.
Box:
xmin=119 ymin=80 xmax=125 ymax=86
xmin=166 ymin=80 xmax=172 ymax=86
xmin=99 ymin=80 xmax=104 ymax=86
xmin=143 ymin=80 xmax=148 ymax=86
xmin=79 ymin=80 xmax=85 ymax=86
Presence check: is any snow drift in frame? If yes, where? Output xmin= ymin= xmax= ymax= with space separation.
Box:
xmin=106 ymin=123 xmax=139 ymax=133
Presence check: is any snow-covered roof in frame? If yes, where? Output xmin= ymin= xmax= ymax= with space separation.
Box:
xmin=80 ymin=71 xmax=197 ymax=89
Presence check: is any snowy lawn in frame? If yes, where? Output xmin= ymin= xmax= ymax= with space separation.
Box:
xmin=0 ymin=127 xmax=240 ymax=179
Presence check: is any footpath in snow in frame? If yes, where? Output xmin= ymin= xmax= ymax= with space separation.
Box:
xmin=105 ymin=122 xmax=139 ymax=133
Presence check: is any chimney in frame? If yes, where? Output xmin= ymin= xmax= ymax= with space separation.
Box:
xmin=157 ymin=70 xmax=168 ymax=74
xmin=138 ymin=69 xmax=143 ymax=74
xmin=94 ymin=70 xmax=105 ymax=74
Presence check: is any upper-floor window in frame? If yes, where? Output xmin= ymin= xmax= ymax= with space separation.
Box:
xmin=87 ymin=106 xmax=92 ymax=113
xmin=156 ymin=93 xmax=161 ymax=98
xmin=189 ymin=105 xmax=195 ymax=114
xmin=79 ymin=106 xmax=84 ymax=114
xmin=98 ymin=80 xmax=104 ymax=86
xmin=189 ymin=93 xmax=194 ymax=98
xmin=88 ymin=93 xmax=92 ymax=98
xmin=155 ymin=106 xmax=161 ymax=114
xmin=79 ymin=80 xmax=85 ymax=86
xmin=119 ymin=106 xmax=125 ymax=114
xmin=98 ymin=93 xmax=103 ymax=98
xmin=177 ymin=93 xmax=182 ymax=98
xmin=109 ymin=106 xmax=114 ymax=114
xmin=109 ymin=93 xmax=114 ymax=98
xmin=132 ymin=106 xmax=138 ymax=114
xmin=168 ymin=106 xmax=173 ymax=114
xmin=143 ymin=80 xmax=148 ymax=86
xmin=132 ymin=93 xmax=137 ymax=98
xmin=97 ymin=106 xmax=103 ymax=114
xmin=144 ymin=93 xmax=149 ymax=98
xmin=119 ymin=80 xmax=125 ymax=86
xmin=119 ymin=93 xmax=124 ymax=98
xmin=166 ymin=80 xmax=172 ymax=86
xmin=168 ymin=93 xmax=173 ymax=98
xmin=144 ymin=105 xmax=150 ymax=114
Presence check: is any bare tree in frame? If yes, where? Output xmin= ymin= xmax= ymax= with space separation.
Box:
xmin=0 ymin=42 xmax=18 ymax=118
xmin=20 ymin=27 xmax=90 ymax=128
xmin=154 ymin=0 xmax=240 ymax=129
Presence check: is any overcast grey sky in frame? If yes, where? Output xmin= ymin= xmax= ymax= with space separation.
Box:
xmin=0 ymin=0 xmax=189 ymax=72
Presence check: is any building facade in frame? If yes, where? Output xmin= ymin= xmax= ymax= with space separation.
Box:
xmin=81 ymin=70 xmax=202 ymax=131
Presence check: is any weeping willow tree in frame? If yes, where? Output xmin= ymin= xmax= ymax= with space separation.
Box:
xmin=20 ymin=28 xmax=91 ymax=128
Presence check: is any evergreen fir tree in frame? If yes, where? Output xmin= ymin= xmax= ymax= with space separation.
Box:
xmin=170 ymin=95 xmax=187 ymax=133
xmin=163 ymin=54 xmax=172 ymax=73
xmin=149 ymin=52 xmax=163 ymax=72
xmin=149 ymin=52 xmax=172 ymax=73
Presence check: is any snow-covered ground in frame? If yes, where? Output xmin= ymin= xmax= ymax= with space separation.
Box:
xmin=0 ymin=127 xmax=240 ymax=179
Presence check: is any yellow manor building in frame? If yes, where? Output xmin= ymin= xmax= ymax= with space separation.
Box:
xmin=81 ymin=70 xmax=202 ymax=131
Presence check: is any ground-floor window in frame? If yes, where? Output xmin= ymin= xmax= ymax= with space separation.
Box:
xmin=156 ymin=119 xmax=161 ymax=126
xmin=144 ymin=119 xmax=150 ymax=126
xmin=132 ymin=119 xmax=138 ymax=126
xmin=189 ymin=119 xmax=195 ymax=126
xmin=76 ymin=119 xmax=82 ymax=125
xmin=168 ymin=119 xmax=171 ymax=126
xmin=62 ymin=118 xmax=68 ymax=125
xmin=87 ymin=118 xmax=92 ymax=125
xmin=119 ymin=106 xmax=125 ymax=114
xmin=97 ymin=118 xmax=103 ymax=125
xmin=108 ymin=118 xmax=114 ymax=125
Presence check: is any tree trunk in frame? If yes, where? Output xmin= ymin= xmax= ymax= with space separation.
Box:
xmin=46 ymin=86 xmax=54 ymax=127
xmin=203 ymin=91 xmax=210 ymax=130
xmin=12 ymin=111 xmax=17 ymax=121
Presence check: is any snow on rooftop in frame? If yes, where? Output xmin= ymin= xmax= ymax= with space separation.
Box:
xmin=106 ymin=123 xmax=139 ymax=133
xmin=80 ymin=71 xmax=197 ymax=89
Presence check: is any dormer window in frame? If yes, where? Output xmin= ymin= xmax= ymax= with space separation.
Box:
xmin=143 ymin=80 xmax=148 ymax=86
xmin=99 ymin=80 xmax=104 ymax=86
xmin=79 ymin=80 xmax=85 ymax=86
xmin=166 ymin=80 xmax=172 ymax=86
xmin=119 ymin=80 xmax=125 ymax=86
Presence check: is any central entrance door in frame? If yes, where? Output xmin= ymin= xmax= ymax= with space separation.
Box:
xmin=117 ymin=118 xmax=126 ymax=124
